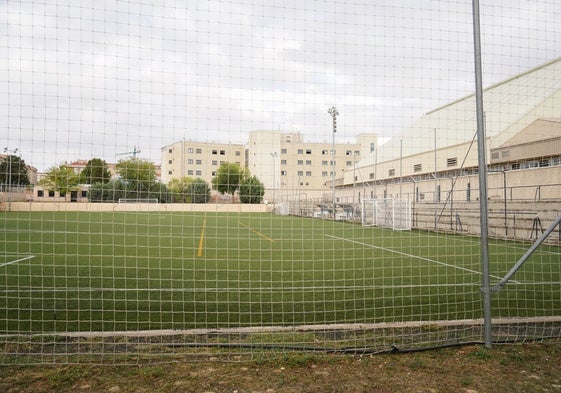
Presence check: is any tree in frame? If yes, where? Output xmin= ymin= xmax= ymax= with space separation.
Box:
xmin=115 ymin=157 xmax=157 ymax=199
xmin=0 ymin=155 xmax=30 ymax=185
xmin=211 ymin=162 xmax=246 ymax=197
xmin=39 ymin=164 xmax=80 ymax=196
xmin=89 ymin=178 xmax=128 ymax=202
xmin=88 ymin=157 xmax=172 ymax=203
xmin=80 ymin=158 xmax=111 ymax=185
xmin=168 ymin=176 xmax=195 ymax=203
xmin=187 ymin=178 xmax=211 ymax=203
xmin=116 ymin=157 xmax=157 ymax=185
xmin=239 ymin=175 xmax=265 ymax=204
xmin=168 ymin=176 xmax=210 ymax=203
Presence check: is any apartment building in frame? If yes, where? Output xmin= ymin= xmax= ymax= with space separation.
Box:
xmin=161 ymin=140 xmax=245 ymax=186
xmin=161 ymin=131 xmax=377 ymax=201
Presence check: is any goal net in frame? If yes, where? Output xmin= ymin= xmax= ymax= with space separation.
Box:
xmin=362 ymin=198 xmax=412 ymax=231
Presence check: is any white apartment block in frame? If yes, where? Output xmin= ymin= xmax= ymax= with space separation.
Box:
xmin=161 ymin=131 xmax=377 ymax=201
xmin=161 ymin=141 xmax=244 ymax=186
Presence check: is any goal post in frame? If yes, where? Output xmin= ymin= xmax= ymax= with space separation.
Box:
xmin=362 ymin=198 xmax=412 ymax=231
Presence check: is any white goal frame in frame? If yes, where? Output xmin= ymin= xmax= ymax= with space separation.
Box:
xmin=362 ymin=198 xmax=412 ymax=231
xmin=118 ymin=198 xmax=159 ymax=204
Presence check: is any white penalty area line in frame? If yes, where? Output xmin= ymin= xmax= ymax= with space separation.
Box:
xmin=326 ymin=235 xmax=520 ymax=284
xmin=0 ymin=255 xmax=35 ymax=268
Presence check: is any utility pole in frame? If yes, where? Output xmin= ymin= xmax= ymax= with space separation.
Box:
xmin=328 ymin=106 xmax=339 ymax=217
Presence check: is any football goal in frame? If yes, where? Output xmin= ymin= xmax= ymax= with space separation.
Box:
xmin=362 ymin=198 xmax=412 ymax=231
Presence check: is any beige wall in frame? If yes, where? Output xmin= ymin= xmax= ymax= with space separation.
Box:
xmin=4 ymin=201 xmax=268 ymax=213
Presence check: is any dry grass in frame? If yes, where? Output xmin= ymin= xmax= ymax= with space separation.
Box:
xmin=1 ymin=342 xmax=560 ymax=392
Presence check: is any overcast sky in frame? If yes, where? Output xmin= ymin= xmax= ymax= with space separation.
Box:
xmin=1 ymin=0 xmax=560 ymax=171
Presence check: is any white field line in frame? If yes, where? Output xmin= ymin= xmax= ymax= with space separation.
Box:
xmin=326 ymin=234 xmax=520 ymax=284
xmin=0 ymin=255 xmax=35 ymax=268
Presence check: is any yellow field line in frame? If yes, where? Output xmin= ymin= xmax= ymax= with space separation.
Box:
xmin=239 ymin=222 xmax=275 ymax=243
xmin=197 ymin=216 xmax=207 ymax=257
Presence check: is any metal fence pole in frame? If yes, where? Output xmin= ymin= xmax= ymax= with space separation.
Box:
xmin=472 ymin=0 xmax=492 ymax=348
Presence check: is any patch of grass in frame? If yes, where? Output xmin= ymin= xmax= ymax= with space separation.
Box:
xmin=469 ymin=347 xmax=492 ymax=360
xmin=47 ymin=366 xmax=88 ymax=387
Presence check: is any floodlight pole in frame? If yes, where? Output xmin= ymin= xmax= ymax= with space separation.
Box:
xmin=328 ymin=106 xmax=339 ymax=217
xmin=4 ymin=147 xmax=18 ymax=212
xmin=472 ymin=0 xmax=493 ymax=349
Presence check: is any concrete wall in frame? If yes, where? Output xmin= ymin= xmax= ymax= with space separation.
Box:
xmin=412 ymin=200 xmax=561 ymax=243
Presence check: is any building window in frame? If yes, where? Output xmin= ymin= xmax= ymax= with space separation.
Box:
xmin=369 ymin=173 xmax=374 ymax=179
xmin=196 ymin=159 xmax=202 ymax=165
xmin=466 ymin=182 xmax=471 ymax=202
xmin=187 ymin=148 xmax=194 ymax=153
xmin=306 ymin=160 xmax=312 ymax=165
xmin=447 ymin=157 xmax=457 ymax=167
xmin=306 ymin=171 xmax=312 ymax=176
xmin=48 ymin=190 xmax=55 ymax=197
xmin=389 ymin=169 xmax=395 ymax=176
xmin=297 ymin=160 xmax=303 ymax=165
xmin=188 ymin=159 xmax=193 ymax=164
xmin=330 ymin=160 xmax=336 ymax=166
xmin=322 ymin=160 xmax=328 ymax=166
xmin=297 ymin=149 xmax=303 ymax=154
xmin=212 ymin=150 xmax=217 ymax=154
xmin=37 ymin=190 xmax=44 ymax=197
xmin=81 ymin=191 xmax=87 ymax=198
xmin=211 ymin=171 xmax=216 ymax=176
xmin=322 ymin=149 xmax=328 ymax=155
xmin=196 ymin=148 xmax=202 ymax=154
xmin=511 ymin=163 xmax=520 ymax=170
xmin=306 ymin=149 xmax=312 ymax=154
xmin=196 ymin=170 xmax=202 ymax=176
xmin=212 ymin=160 xmax=217 ymax=165
xmin=322 ymin=171 xmax=328 ymax=177
xmin=346 ymin=161 xmax=352 ymax=166
xmin=346 ymin=150 xmax=352 ymax=155
xmin=281 ymin=160 xmax=287 ymax=165
xmin=168 ymin=149 xmax=173 ymax=153
xmin=187 ymin=170 xmax=193 ymax=175
xmin=220 ymin=150 xmax=225 ymax=155
xmin=281 ymin=170 xmax=287 ymax=176
xmin=297 ymin=171 xmax=303 ymax=176
xmin=281 ymin=148 xmax=287 ymax=154
xmin=414 ymin=163 xmax=422 ymax=172
xmin=168 ymin=160 xmax=173 ymax=164
xmin=235 ymin=151 xmax=241 ymax=156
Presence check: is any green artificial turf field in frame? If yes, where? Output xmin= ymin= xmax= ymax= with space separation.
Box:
xmin=1 ymin=211 xmax=560 ymax=333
